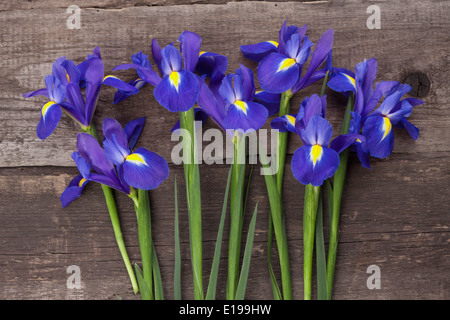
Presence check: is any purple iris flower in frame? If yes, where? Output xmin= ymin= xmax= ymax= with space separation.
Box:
xmin=23 ymin=47 xmax=139 ymax=140
xmin=291 ymin=115 xmax=340 ymax=187
xmin=271 ymin=94 xmax=360 ymax=186
xmin=362 ymin=84 xmax=423 ymax=158
xmin=60 ymin=117 xmax=169 ymax=207
xmin=112 ymin=31 xmax=228 ymax=113
xmin=270 ymin=94 xmax=327 ymax=134
xmin=241 ymin=20 xmax=333 ymax=96
xmin=195 ymin=64 xmax=269 ymax=133
xmin=327 ymin=58 xmax=423 ymax=164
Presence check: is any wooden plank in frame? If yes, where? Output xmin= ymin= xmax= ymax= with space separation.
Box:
xmin=0 ymin=0 xmax=314 ymax=11
xmin=0 ymin=0 xmax=448 ymax=167
xmin=0 ymin=0 xmax=448 ymax=300
xmin=0 ymin=151 xmax=448 ymax=299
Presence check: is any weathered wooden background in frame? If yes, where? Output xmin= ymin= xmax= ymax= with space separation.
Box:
xmin=0 ymin=0 xmax=448 ymax=300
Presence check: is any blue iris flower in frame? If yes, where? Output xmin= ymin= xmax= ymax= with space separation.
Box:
xmin=195 ymin=64 xmax=269 ymax=133
xmin=291 ymin=114 xmax=340 ymax=187
xmin=271 ymin=94 xmax=327 ymax=134
xmin=112 ymin=31 xmax=228 ymax=113
xmin=362 ymin=84 xmax=423 ymax=158
xmin=327 ymin=58 xmax=423 ymax=165
xmin=23 ymin=47 xmax=139 ymax=140
xmin=241 ymin=20 xmax=334 ymax=96
xmin=271 ymin=94 xmax=360 ymax=186
xmin=60 ymin=117 xmax=169 ymax=207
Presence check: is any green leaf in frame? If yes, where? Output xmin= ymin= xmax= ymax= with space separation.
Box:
xmin=134 ymin=263 xmax=151 ymax=300
xmin=205 ymin=167 xmax=232 ymax=300
xmin=152 ymin=243 xmax=164 ymax=300
xmin=243 ymin=164 xmax=254 ymax=218
xmin=315 ymin=192 xmax=328 ymax=300
xmin=260 ymin=143 xmax=292 ymax=300
xmin=267 ymin=214 xmax=282 ymax=300
xmin=136 ymin=188 xmax=154 ymax=300
xmin=227 ymin=135 xmax=247 ymax=299
xmin=303 ymin=184 xmax=320 ymax=300
xmin=235 ymin=203 xmax=258 ymax=300
xmin=174 ymin=177 xmax=181 ymax=300
xmin=325 ymin=179 xmax=333 ymax=224
xmin=180 ymin=109 xmax=204 ymax=300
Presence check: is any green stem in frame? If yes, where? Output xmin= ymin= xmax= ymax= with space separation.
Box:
xmin=82 ymin=125 xmax=139 ymax=295
xmin=180 ymin=108 xmax=204 ymax=300
xmin=132 ymin=188 xmax=154 ymax=300
xmin=320 ymin=71 xmax=329 ymax=98
xmin=326 ymin=93 xmax=354 ymax=300
xmin=265 ymin=89 xmax=293 ymax=300
xmin=226 ymin=133 xmax=246 ymax=300
xmin=268 ymin=181 xmax=293 ymax=300
xmin=303 ymin=184 xmax=321 ymax=300
xmin=275 ymin=90 xmax=293 ymax=195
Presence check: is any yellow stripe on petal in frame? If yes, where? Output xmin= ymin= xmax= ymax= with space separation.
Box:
xmin=126 ymin=153 xmax=147 ymax=165
xmin=310 ymin=144 xmax=323 ymax=166
xmin=234 ymin=100 xmax=248 ymax=115
xmin=277 ymin=58 xmax=296 ymax=72
xmin=381 ymin=116 xmax=392 ymax=141
xmin=42 ymin=101 xmax=56 ymax=119
xmin=169 ymin=71 xmax=180 ymax=91
xmin=342 ymin=73 xmax=356 ymax=90
xmin=266 ymin=40 xmax=279 ymax=47
xmin=199 ymin=51 xmax=206 ymax=56
xmin=78 ymin=178 xmax=87 ymax=188
xmin=103 ymin=75 xmax=119 ymax=82
xmin=285 ymin=114 xmax=296 ymax=127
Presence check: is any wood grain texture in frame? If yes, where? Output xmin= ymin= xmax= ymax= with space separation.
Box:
xmin=0 ymin=152 xmax=448 ymax=299
xmin=0 ymin=0 xmax=449 ymax=299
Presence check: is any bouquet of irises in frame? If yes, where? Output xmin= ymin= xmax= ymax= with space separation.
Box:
xmin=23 ymin=19 xmax=422 ymax=300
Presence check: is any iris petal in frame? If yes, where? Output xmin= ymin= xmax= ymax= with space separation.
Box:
xmin=76 ymin=133 xmax=116 ymax=177
xmin=253 ymin=91 xmax=281 ymax=116
xmin=300 ymin=114 xmax=333 ymax=147
xmin=113 ymin=78 xmax=145 ymax=104
xmin=397 ymin=118 xmax=419 ymax=141
xmin=153 ymin=69 xmax=199 ymax=112
xmin=112 ymin=63 xmax=161 ymax=86
xmin=151 ymin=39 xmax=163 ymax=74
xmin=72 ymin=151 xmax=92 ymax=179
xmin=257 ymin=52 xmax=300 ymax=93
xmin=222 ymin=101 xmax=268 ymax=132
xmin=291 ymin=145 xmax=340 ymax=186
xmin=240 ymin=41 xmax=278 ymax=62
xmin=235 ymin=64 xmax=255 ymax=102
xmin=124 ymin=117 xmax=146 ymax=149
xmin=160 ymin=45 xmax=183 ymax=76
xmin=102 ymin=118 xmax=129 ymax=150
xmin=271 ymin=114 xmax=297 ymax=133
xmin=327 ymin=72 xmax=357 ymax=93
xmin=37 ymin=101 xmax=62 ymax=140
xmin=102 ymin=75 xmax=139 ymax=94
xmin=82 ymin=56 xmax=104 ymax=124
xmin=60 ymin=175 xmax=89 ymax=208
xmin=329 ymin=133 xmax=365 ymax=154
xmin=23 ymin=88 xmax=49 ymax=99
xmin=122 ymin=148 xmax=169 ymax=190
xmin=196 ymin=52 xmax=228 ymax=85
xmin=103 ymin=135 xmax=131 ymax=166
xmin=178 ymin=31 xmax=202 ymax=73
xmin=196 ymin=76 xmax=226 ymax=130
xmin=363 ymin=115 xmax=394 ymax=158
